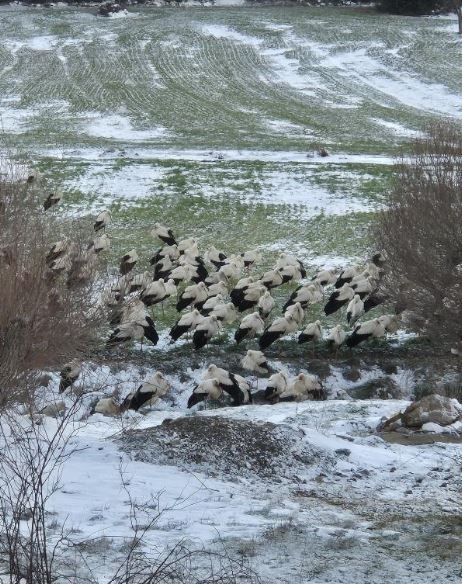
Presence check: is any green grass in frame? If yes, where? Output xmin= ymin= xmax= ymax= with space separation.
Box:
xmin=0 ymin=4 xmax=458 ymax=284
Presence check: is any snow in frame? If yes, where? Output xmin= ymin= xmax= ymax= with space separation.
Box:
xmin=83 ymin=114 xmax=168 ymax=142
xmin=18 ymin=386 xmax=462 ymax=581
xmin=200 ymin=24 xmax=262 ymax=46
xmin=321 ymin=47 xmax=462 ymax=117
xmin=40 ymin=146 xmax=395 ymax=165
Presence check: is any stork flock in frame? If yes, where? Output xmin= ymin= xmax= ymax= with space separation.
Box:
xmin=99 ymin=221 xmax=399 ymax=354
xmin=45 ymin=194 xmax=401 ymax=413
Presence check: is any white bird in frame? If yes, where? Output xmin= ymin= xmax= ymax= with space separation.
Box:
xmin=234 ymin=312 xmax=265 ymax=344
xmin=205 ymin=270 xmax=229 ymax=286
xmin=230 ymin=277 xmax=255 ymax=306
xmin=275 ymin=253 xmax=307 ymax=277
xmin=218 ymin=260 xmax=242 ymax=281
xmin=153 ymin=255 xmax=174 ymax=279
xmin=94 ymin=209 xmax=112 ymax=232
xmin=152 ymin=223 xmax=177 ymax=246
xmin=324 ymin=283 xmax=354 ymax=315
xmin=326 ymin=325 xmax=347 ymax=352
xmin=346 ymin=318 xmax=385 ymax=348
xmin=283 ymin=283 xmax=322 ymax=311
xmin=241 ymin=249 xmax=262 ymax=268
xmin=187 ymin=378 xmax=223 ymax=408
xmin=278 ymin=264 xmax=303 ymax=285
xmin=178 ymin=248 xmax=202 ymax=267
xmin=49 ymin=254 xmax=72 ymax=274
xmin=236 ymin=284 xmax=267 ymax=312
xmin=46 ymin=239 xmax=70 ymax=266
xmin=259 ymin=314 xmax=299 ymax=350
xmin=170 ymin=309 xmax=203 ymax=341
xmin=205 ymin=246 xmax=227 ymax=268
xmin=123 ymin=372 xmax=171 ymax=411
xmin=234 ymin=374 xmax=252 ymax=404
xmin=119 ymin=249 xmax=138 ymax=276
xmin=313 ymin=268 xmax=337 ymax=287
xmin=284 ymin=302 xmax=304 ymax=325
xmin=150 ymin=244 xmax=180 ymax=265
xmin=176 ymin=282 xmax=208 ymax=311
xmin=264 ymin=371 xmax=289 ymax=401
xmin=346 ymin=294 xmax=364 ymax=325
xmin=210 ymin=302 xmax=237 ymax=324
xmin=108 ymin=316 xmax=158 ymax=346
xmin=192 ymin=315 xmax=221 ymax=349
xmin=335 ymin=266 xmax=360 ymax=288
xmin=94 ymin=397 xmax=120 ymax=416
xmin=377 ymin=314 xmax=400 ymax=333
xmin=177 ymin=238 xmax=197 ymax=254
xmin=241 ymin=350 xmax=269 ymax=375
xmin=261 ymin=269 xmax=283 ymax=289
xmin=257 ymin=291 xmax=275 ymax=318
xmin=89 ymin=234 xmax=110 ymax=254
xmin=298 ymin=320 xmax=322 ymax=345
xmin=202 ymin=364 xmax=249 ymax=406
xmin=141 ymin=279 xmax=168 ymax=307
xmin=280 ymin=373 xmax=324 ymax=401
xmin=201 ymin=293 xmax=225 ymax=315
xmin=59 ymin=361 xmax=81 ymax=393
xmin=109 ymin=298 xmax=145 ymax=326
xmin=350 ymin=277 xmax=373 ymax=299
xmin=169 ymin=263 xmax=197 ymax=285
xmin=206 ymin=281 xmax=229 ymax=298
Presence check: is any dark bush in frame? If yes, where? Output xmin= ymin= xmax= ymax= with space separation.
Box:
xmin=374 ymin=121 xmax=462 ymax=348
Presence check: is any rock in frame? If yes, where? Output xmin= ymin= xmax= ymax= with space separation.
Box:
xmin=40 ymin=401 xmax=66 ymax=417
xmin=335 ymin=448 xmax=351 ymax=457
xmin=402 ymin=394 xmax=462 ymax=428
xmin=98 ymin=2 xmax=125 ymax=16
xmin=379 ymin=394 xmax=462 ymax=432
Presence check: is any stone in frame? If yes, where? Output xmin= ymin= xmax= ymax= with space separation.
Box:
xmin=379 ymin=394 xmax=462 ymax=432
xmin=402 ymin=394 xmax=462 ymax=428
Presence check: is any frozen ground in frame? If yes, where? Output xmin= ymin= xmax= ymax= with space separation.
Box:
xmin=28 ymin=366 xmax=462 ymax=582
xmin=1 ymin=5 xmax=462 ymax=581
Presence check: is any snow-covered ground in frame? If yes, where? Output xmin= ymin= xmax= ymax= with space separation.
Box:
xmin=27 ymin=383 xmax=462 ymax=582
xmin=8 ymin=361 xmax=453 ymax=582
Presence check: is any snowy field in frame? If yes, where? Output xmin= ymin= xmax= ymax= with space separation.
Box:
xmin=28 ymin=366 xmax=462 ymax=583
xmin=1 ymin=4 xmax=462 ymax=582
xmin=1 ymin=4 xmax=462 ymax=262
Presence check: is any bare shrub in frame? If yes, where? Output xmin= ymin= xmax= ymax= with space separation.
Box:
xmin=0 ymin=401 xmax=81 ymax=584
xmin=374 ymin=121 xmax=462 ymax=347
xmin=0 ymin=158 xmax=104 ymax=407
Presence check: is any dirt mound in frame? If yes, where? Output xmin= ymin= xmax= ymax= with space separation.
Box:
xmin=117 ymin=415 xmax=333 ymax=482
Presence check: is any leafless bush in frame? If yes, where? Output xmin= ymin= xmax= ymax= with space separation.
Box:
xmin=0 ymin=406 xmax=260 ymax=584
xmin=375 ymin=121 xmax=462 ymax=347
xmin=0 ymin=158 xmax=104 ymax=407
xmin=0 ymin=401 xmax=81 ymax=584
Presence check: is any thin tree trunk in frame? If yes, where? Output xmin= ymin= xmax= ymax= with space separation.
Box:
xmin=458 ymin=8 xmax=462 ymax=35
